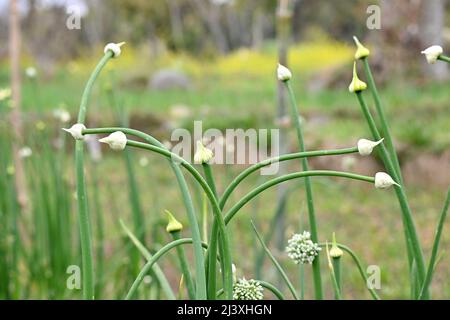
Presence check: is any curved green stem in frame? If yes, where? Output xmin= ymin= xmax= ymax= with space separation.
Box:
xmin=171 ymin=231 xmax=195 ymax=299
xmin=419 ymin=188 xmax=450 ymax=299
xmin=83 ymin=128 xmax=233 ymax=300
xmin=219 ymin=147 xmax=358 ymax=209
xmin=319 ymin=243 xmax=380 ymax=300
xmin=119 ymin=219 xmax=176 ymax=300
xmin=259 ymin=280 xmax=285 ymax=300
xmin=355 ymin=92 xmax=426 ymax=297
xmin=125 ymin=140 xmax=233 ymax=299
xmin=225 ymin=171 xmax=375 ymax=225
xmin=285 ymin=80 xmax=322 ymax=299
xmin=75 ymin=51 xmax=113 ymax=299
xmin=83 ymin=127 xmax=207 ymax=299
xmin=252 ymin=221 xmax=298 ymax=299
xmin=126 ymin=238 xmax=197 ymax=299
xmin=438 ymin=55 xmax=450 ymax=63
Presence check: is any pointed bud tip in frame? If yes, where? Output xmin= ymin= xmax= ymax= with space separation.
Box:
xmin=277 ymin=63 xmax=292 ymax=81
xmin=374 ymin=172 xmax=401 ymax=189
xmin=194 ymin=140 xmax=214 ymax=164
xmin=165 ymin=210 xmax=183 ymax=233
xmin=99 ymin=131 xmax=127 ymax=151
xmin=349 ymin=63 xmax=367 ymax=93
xmin=421 ymin=45 xmax=443 ymax=64
xmin=357 ymin=138 xmax=384 ymax=156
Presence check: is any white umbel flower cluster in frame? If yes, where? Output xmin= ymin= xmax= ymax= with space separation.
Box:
xmin=286 ymin=231 xmax=321 ymax=264
xmin=232 ymin=278 xmax=264 ymax=300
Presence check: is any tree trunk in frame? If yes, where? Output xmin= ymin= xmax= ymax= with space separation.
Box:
xmin=191 ymin=0 xmax=229 ymax=54
xmin=252 ymin=9 xmax=264 ymax=50
xmin=419 ymin=0 xmax=448 ymax=80
xmin=9 ymin=0 xmax=28 ymax=210
xmin=167 ymin=0 xmax=185 ymax=50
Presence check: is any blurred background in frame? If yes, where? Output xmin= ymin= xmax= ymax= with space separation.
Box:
xmin=0 ymin=0 xmax=449 ymax=299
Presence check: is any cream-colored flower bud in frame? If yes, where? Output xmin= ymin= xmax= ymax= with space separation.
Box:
xmin=104 ymin=42 xmax=126 ymax=58
xmin=63 ymin=123 xmax=86 ymax=140
xmin=330 ymin=233 xmax=343 ymax=259
xmin=165 ymin=210 xmax=183 ymax=233
xmin=99 ymin=131 xmax=127 ymax=151
xmin=374 ymin=172 xmax=400 ymax=189
xmin=353 ymin=36 xmax=370 ymax=60
xmin=277 ymin=63 xmax=292 ymax=81
xmin=421 ymin=45 xmax=443 ymax=64
xmin=348 ymin=62 xmax=367 ymax=93
xmin=357 ymin=138 xmax=384 ymax=156
xmin=194 ymin=140 xmax=213 ymax=164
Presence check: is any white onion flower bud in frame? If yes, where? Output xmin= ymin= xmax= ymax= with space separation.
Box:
xmin=286 ymin=231 xmax=321 ymax=264
xmin=421 ymin=45 xmax=443 ymax=64
xmin=194 ymin=140 xmax=213 ymax=164
xmin=63 ymin=123 xmax=86 ymax=140
xmin=104 ymin=42 xmax=126 ymax=58
xmin=374 ymin=172 xmax=400 ymax=189
xmin=232 ymin=278 xmax=264 ymax=300
xmin=99 ymin=131 xmax=127 ymax=151
xmin=329 ymin=233 xmax=343 ymax=259
xmin=357 ymin=138 xmax=384 ymax=156
xmin=277 ymin=63 xmax=292 ymax=81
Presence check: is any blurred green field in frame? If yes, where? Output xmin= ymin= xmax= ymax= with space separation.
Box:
xmin=1 ymin=41 xmax=449 ymax=299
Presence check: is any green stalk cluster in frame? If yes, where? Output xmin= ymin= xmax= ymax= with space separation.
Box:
xmin=64 ymin=38 xmax=449 ymax=301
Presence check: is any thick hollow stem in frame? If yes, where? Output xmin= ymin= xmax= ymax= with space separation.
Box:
xmin=285 ymin=80 xmax=322 ymax=299
xmin=355 ymin=92 xmax=426 ymax=296
xmin=171 ymin=231 xmax=195 ymax=299
xmin=75 ymin=51 xmax=112 ymax=300
xmin=201 ymin=163 xmax=223 ymax=300
xmin=362 ymin=58 xmax=402 ymax=183
xmin=419 ymin=188 xmax=450 ymax=299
